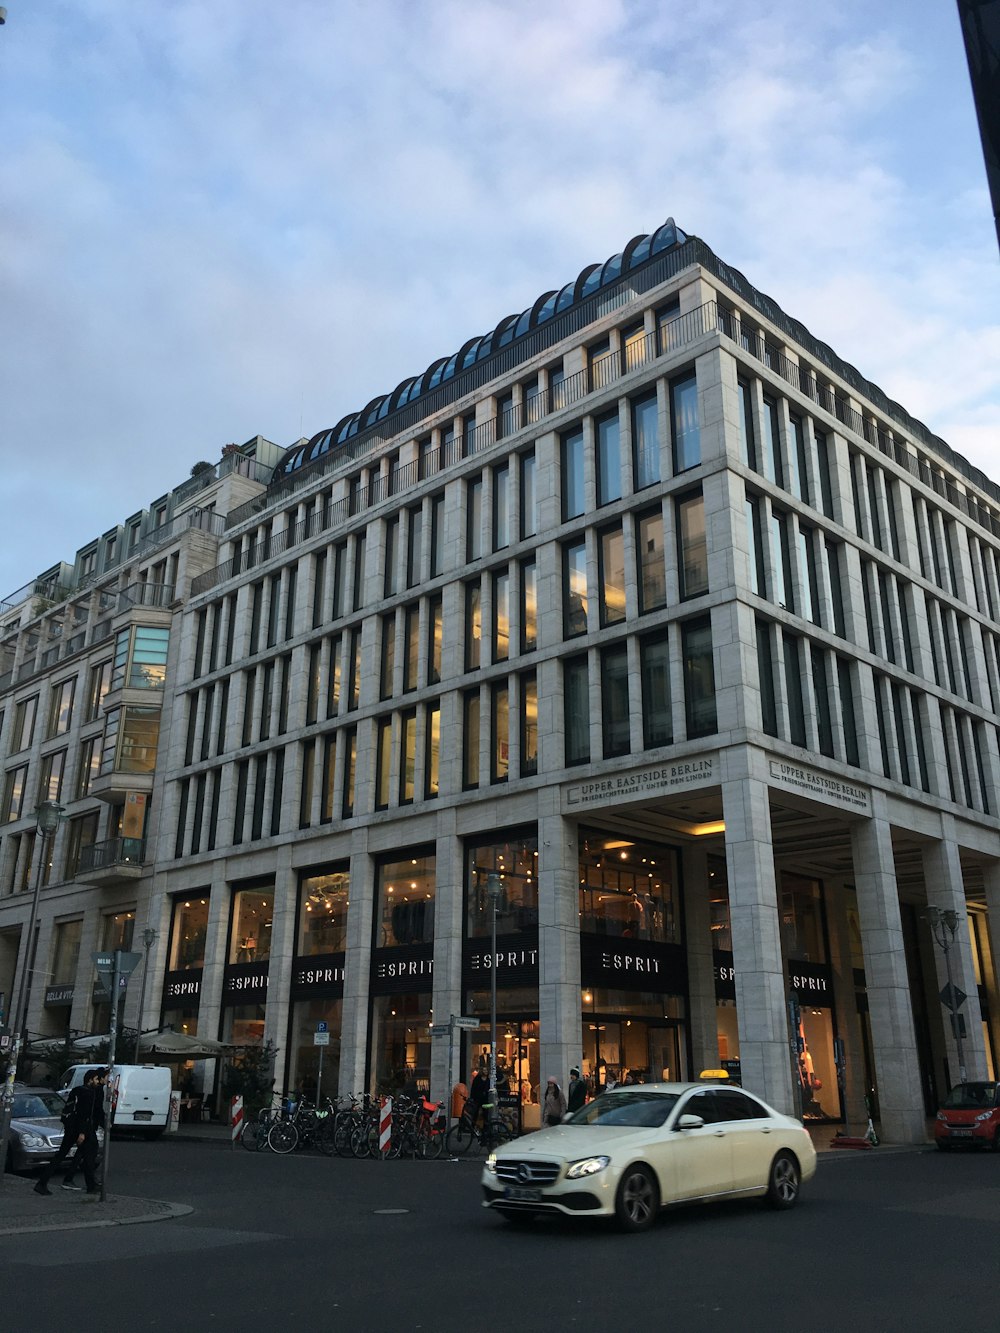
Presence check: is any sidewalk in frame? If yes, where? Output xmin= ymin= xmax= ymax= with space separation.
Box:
xmin=0 ymin=1173 xmax=192 ymax=1236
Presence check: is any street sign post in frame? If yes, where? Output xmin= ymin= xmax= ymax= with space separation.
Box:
xmin=453 ymin=1017 xmax=483 ymax=1030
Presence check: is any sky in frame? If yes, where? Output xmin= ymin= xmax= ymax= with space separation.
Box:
xmin=1 ymin=0 xmax=998 ymax=599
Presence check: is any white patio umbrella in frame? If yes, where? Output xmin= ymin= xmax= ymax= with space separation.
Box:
xmin=136 ymin=1029 xmax=232 ymax=1060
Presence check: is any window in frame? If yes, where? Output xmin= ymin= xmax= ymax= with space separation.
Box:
xmin=738 ymin=380 xmax=756 ymax=469
xmin=493 ymin=464 xmax=510 ymax=550
xmin=756 ymin=619 xmax=778 ymax=737
xmin=637 ymin=510 xmax=666 ymax=612
xmin=399 ymin=711 xmax=417 ymax=804
xmin=39 ymin=749 xmax=65 ymax=803
xmin=348 ymin=630 xmax=361 ymax=710
xmin=601 ymin=643 xmax=630 ymax=758
xmin=640 ymin=632 xmax=672 ymax=747
xmin=631 ymin=392 xmax=660 ymax=489
xmin=550 ymin=365 xmax=566 ymax=412
xmin=342 ymin=727 xmax=357 ymax=817
xmin=564 ymin=541 xmax=588 ymax=638
xmin=579 ymin=830 xmax=678 ymax=942
xmin=87 ymin=662 xmax=112 ymax=721
xmin=589 ymin=338 xmax=613 ymax=391
xmin=465 ymin=583 xmax=482 ymax=671
xmin=760 ymin=396 xmax=782 ymax=485
xmin=76 ymin=736 xmax=100 ymax=798
xmin=520 ymin=452 xmax=537 ymax=539
xmin=3 ymin=765 xmax=28 ymax=822
xmin=230 ymin=886 xmax=274 ymax=965
xmin=101 ymin=706 xmax=160 ymax=775
xmin=331 ymin=542 xmax=348 ymax=618
xmin=312 ymin=551 xmax=327 ymax=628
xmin=562 ymin=427 xmax=586 ymax=521
xmin=376 ymin=717 xmax=392 ymax=810
xmin=384 ymin=517 xmax=399 ymax=598
xmin=430 ymin=495 xmax=445 ymax=577
xmin=380 ymin=614 xmax=396 ymax=700
xmin=671 ymin=372 xmax=700 ymax=472
xmin=407 ymin=507 xmax=423 ymax=588
xmin=826 ymin=540 xmax=847 ymax=638
xmin=47 ymin=679 xmax=76 ymax=738
xmin=564 ymin=656 xmax=590 ymax=765
xmin=623 ymin=320 xmax=648 ymax=373
xmin=799 ymin=527 xmax=820 ymax=625
xmin=403 ymin=605 xmax=420 ymax=692
xmin=112 ymin=626 xmax=170 ymax=690
xmin=491 ymin=682 xmax=509 ymax=782
xmin=813 ymin=649 xmax=834 ymax=758
xmin=428 ymin=595 xmax=442 ymax=684
xmin=306 ymin=645 xmax=320 ymax=725
xmin=815 ymin=431 xmax=834 ymax=518
xmin=326 ymin=636 xmax=342 ymax=718
xmin=596 ymin=411 xmax=622 ymax=506
xmin=746 ymin=496 xmax=765 ymax=596
xmin=784 ymin=633 xmax=806 ymax=746
xmin=656 ymin=300 xmax=681 ymax=354
xmin=12 ymin=697 xmax=37 ymax=752
xmin=352 ymin=532 xmax=367 ymax=612
xmin=770 ymin=512 xmax=793 ymax=611
xmin=599 ymin=527 xmax=626 ymax=626
xmin=789 ymin=415 xmax=809 ymax=504
xmin=677 ymin=493 xmax=708 ymax=599
xmin=493 ymin=572 xmax=510 ymax=662
xmin=425 ymin=702 xmax=440 ymax=797
xmin=377 ymin=851 xmax=436 ymax=947
xmin=64 ymin=811 xmax=99 ymax=877
xmin=520 ymin=560 xmax=537 ymax=653
xmin=520 ymin=672 xmax=538 ymax=776
xmin=467 ymin=477 xmax=483 ymax=561
xmin=463 ymin=691 xmax=481 ymax=788
xmin=682 ymin=618 xmax=716 ymax=738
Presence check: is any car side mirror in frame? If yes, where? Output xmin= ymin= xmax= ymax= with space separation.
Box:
xmin=676 ymin=1113 xmax=704 ymax=1130
xmin=562 ymin=1112 xmax=573 ymax=1123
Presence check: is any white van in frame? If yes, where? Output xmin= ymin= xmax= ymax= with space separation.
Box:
xmin=60 ymin=1064 xmax=172 ymax=1137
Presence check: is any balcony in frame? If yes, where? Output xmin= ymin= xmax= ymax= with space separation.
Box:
xmin=76 ymin=836 xmax=146 ymax=887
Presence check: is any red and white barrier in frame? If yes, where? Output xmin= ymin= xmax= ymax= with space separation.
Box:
xmin=231 ymin=1095 xmax=244 ymax=1147
xmin=379 ymin=1097 xmax=392 ymax=1156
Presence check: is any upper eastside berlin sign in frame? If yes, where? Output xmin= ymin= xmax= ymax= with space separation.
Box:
xmin=565 ymin=756 xmax=717 ymax=810
xmin=767 ymin=759 xmax=870 ymax=814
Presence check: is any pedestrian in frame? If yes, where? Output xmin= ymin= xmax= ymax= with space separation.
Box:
xmin=33 ymin=1070 xmax=96 ymax=1193
xmin=466 ymin=1064 xmax=490 ymax=1128
xmin=567 ymin=1066 xmax=587 ymax=1114
xmin=34 ymin=1066 xmax=106 ymax=1198
xmin=543 ymin=1076 xmax=567 ymax=1126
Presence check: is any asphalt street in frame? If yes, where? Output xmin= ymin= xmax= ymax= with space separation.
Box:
xmin=1 ymin=1137 xmax=997 ymax=1332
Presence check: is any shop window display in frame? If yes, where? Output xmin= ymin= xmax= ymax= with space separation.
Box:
xmin=169 ymin=896 xmax=209 ymax=970
xmin=223 ymin=1003 xmax=266 ymax=1047
xmin=466 ymin=834 xmax=538 ymax=936
xmin=464 ymin=994 xmax=541 ymax=1132
xmin=579 ymin=831 xmax=678 ymax=943
xmin=230 ymin=886 xmax=274 ymax=964
xmin=299 ymin=868 xmax=349 ymax=954
xmin=370 ymin=993 xmax=431 ymax=1094
xmin=579 ymin=990 xmax=686 ymax=1092
xmin=290 ymin=998 xmax=342 ymax=1102
xmin=376 ymin=854 xmax=435 ymax=948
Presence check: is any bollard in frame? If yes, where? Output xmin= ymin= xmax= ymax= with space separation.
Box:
xmin=379 ymin=1096 xmax=392 ymax=1157
xmin=231 ymin=1095 xmax=244 ymax=1149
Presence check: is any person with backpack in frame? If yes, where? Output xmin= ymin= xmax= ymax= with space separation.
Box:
xmin=34 ymin=1067 xmax=106 ymax=1197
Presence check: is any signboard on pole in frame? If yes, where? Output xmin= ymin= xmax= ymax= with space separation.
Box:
xmin=453 ymin=1016 xmax=483 ymax=1030
xmin=313 ymin=1031 xmax=330 ymax=1046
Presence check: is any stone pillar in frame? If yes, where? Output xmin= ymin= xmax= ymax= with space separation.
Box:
xmin=263 ymin=843 xmax=296 ymax=1079
xmin=682 ymin=842 xmax=718 ymax=1075
xmin=922 ymin=818 xmax=989 ymax=1081
xmin=849 ymin=799 xmax=926 ymax=1142
xmin=720 ymin=748 xmax=794 ymax=1113
xmin=431 ymin=810 xmax=463 ymax=1107
xmin=824 ymin=879 xmax=868 ymax=1130
xmin=339 ymin=827 xmax=374 ymax=1094
xmin=538 ymin=793 xmax=581 ymax=1086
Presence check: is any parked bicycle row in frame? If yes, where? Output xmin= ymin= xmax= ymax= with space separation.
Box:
xmin=237 ymin=1093 xmax=517 ymax=1159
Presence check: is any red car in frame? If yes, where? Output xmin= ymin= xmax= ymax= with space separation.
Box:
xmin=935 ymin=1081 xmax=1000 ymax=1151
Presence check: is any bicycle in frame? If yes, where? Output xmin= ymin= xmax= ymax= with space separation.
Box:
xmin=239 ymin=1103 xmax=278 ymax=1153
xmin=266 ymin=1097 xmax=336 ymax=1155
xmin=446 ymin=1097 xmax=515 ymax=1157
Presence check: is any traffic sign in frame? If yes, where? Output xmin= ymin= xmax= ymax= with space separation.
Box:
xmin=939 ymin=983 xmax=967 ymax=1012
xmin=91 ymin=950 xmax=142 ymax=994
xmin=313 ymin=1031 xmax=330 ymax=1046
xmin=316 ymin=1020 xmax=329 ymax=1033
xmin=453 ymin=1016 xmax=483 ymax=1030
xmin=429 ymin=1023 xmax=451 ymax=1035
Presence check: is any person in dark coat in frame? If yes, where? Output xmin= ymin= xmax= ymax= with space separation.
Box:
xmin=34 ymin=1067 xmax=106 ymax=1197
xmin=543 ymin=1076 xmax=567 ymax=1126
xmin=567 ymin=1067 xmax=587 ymax=1114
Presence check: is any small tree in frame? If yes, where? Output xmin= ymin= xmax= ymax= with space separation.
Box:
xmin=222 ymin=1042 xmax=277 ymax=1117
xmin=190 ymin=460 xmax=214 ymax=477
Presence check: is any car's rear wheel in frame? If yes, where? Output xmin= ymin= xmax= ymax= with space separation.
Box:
xmin=766 ymin=1151 xmax=800 ymax=1209
xmin=614 ymin=1164 xmax=659 ymax=1232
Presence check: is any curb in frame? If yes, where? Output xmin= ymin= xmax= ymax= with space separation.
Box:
xmin=0 ymin=1194 xmax=193 ymax=1237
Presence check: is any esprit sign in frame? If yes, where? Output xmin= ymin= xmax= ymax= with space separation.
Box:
xmin=163 ymin=969 xmax=203 ymax=1004
xmin=580 ymin=936 xmax=687 ymax=993
xmin=371 ymin=944 xmax=435 ymax=994
xmin=291 ymin=954 xmax=347 ymax=999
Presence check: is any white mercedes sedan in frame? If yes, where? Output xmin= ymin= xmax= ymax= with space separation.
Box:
xmin=481 ymin=1082 xmax=817 ymax=1232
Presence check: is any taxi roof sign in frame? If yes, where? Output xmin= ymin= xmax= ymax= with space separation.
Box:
xmin=698 ymin=1069 xmax=732 ymax=1082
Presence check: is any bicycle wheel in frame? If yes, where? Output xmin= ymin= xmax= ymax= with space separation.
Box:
xmin=350 ymin=1121 xmax=374 ymax=1159
xmin=418 ymin=1121 xmax=445 ymax=1160
xmin=239 ymin=1119 xmax=260 ymax=1153
xmin=267 ymin=1119 xmax=299 ymax=1155
xmin=334 ymin=1115 xmax=354 ymax=1157
xmin=446 ymin=1118 xmax=476 ymax=1156
xmin=315 ymin=1113 xmax=336 ymax=1157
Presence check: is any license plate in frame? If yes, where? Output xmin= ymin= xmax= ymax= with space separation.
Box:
xmin=951 ymin=1128 xmax=973 ymax=1137
xmin=504 ymin=1186 xmax=541 ymax=1202
xmin=133 ymin=1111 xmax=153 ymax=1122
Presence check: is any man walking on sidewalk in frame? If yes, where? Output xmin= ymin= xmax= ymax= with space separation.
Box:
xmin=33 ymin=1067 xmax=106 ymax=1198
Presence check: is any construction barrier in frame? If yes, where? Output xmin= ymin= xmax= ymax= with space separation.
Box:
xmin=379 ymin=1096 xmax=392 ymax=1156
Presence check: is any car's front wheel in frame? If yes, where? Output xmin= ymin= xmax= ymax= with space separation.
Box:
xmin=614 ymin=1164 xmax=659 ymax=1232
xmin=766 ymin=1151 xmax=800 ymax=1209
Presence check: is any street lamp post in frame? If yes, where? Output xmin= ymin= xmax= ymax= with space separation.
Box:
xmin=133 ymin=928 xmax=157 ymax=1063
xmin=0 ymin=800 xmax=65 ymax=1189
xmin=485 ymin=872 xmax=504 ymax=1137
xmin=926 ymin=905 xmax=967 ymax=1085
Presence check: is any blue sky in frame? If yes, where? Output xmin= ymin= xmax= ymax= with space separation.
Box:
xmin=1 ymin=0 xmax=997 ymax=598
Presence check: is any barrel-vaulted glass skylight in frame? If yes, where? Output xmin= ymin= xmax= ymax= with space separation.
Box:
xmin=272 ymin=218 xmax=687 ymax=483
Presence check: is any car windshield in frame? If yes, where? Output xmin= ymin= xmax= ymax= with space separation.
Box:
xmin=941 ymin=1082 xmax=998 ymax=1110
xmin=566 ymin=1090 xmax=679 ymax=1128
xmin=13 ymin=1091 xmax=66 ymax=1118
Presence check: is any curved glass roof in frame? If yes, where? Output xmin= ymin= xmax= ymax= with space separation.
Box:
xmin=274 ymin=217 xmax=687 ymax=482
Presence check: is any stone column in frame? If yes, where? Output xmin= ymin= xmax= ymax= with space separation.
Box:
xmin=339 ymin=827 xmax=374 ymax=1094
xmin=538 ymin=793 xmax=582 ymax=1086
xmin=720 ymin=747 xmax=794 ymax=1113
xmin=431 ymin=810 xmax=463 ymax=1106
xmin=682 ymin=842 xmax=718 ymax=1075
xmin=263 ymin=843 xmax=296 ymax=1078
xmin=849 ymin=798 xmax=926 ymax=1142
xmin=922 ymin=818 xmax=989 ymax=1081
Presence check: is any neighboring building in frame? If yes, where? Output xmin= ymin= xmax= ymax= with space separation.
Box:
xmin=957 ymin=0 xmax=1000 ymax=251
xmin=3 ymin=220 xmax=1000 ymax=1143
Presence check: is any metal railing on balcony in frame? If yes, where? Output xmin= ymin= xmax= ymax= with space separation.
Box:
xmin=118 ymin=582 xmax=175 ymax=613
xmin=77 ymin=836 xmax=146 ymax=875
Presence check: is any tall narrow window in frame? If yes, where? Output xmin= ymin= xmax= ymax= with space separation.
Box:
xmin=493 ymin=572 xmax=510 ymax=662
xmin=596 ymin=411 xmax=622 ymax=506
xmin=400 ymin=711 xmax=417 ymax=804
xmin=312 ymin=551 xmax=327 ymax=628
xmin=601 ymin=643 xmax=630 ymax=758
xmin=812 ymin=648 xmax=834 ymax=757
xmin=738 ymin=380 xmax=757 ymax=469
xmin=520 ymin=672 xmax=538 ymax=776
xmin=564 ymin=656 xmax=590 ymax=765
xmin=562 ymin=427 xmax=585 ymax=520
xmin=520 ymin=452 xmax=537 ymax=539
xmin=671 ymin=372 xmax=700 ymax=472
xmin=327 ymin=636 xmax=342 ymax=718
xmin=425 ymin=703 xmax=440 ymax=797
xmin=637 ymin=510 xmax=666 ymax=612
xmin=342 ymin=727 xmax=357 ymax=817
xmin=826 ymin=540 xmax=847 ymax=639
xmin=493 ymin=464 xmax=510 ymax=550
xmin=465 ymin=583 xmax=482 ymax=671
xmin=799 ymin=527 xmax=818 ymax=624
xmin=404 ymin=605 xmax=420 ymax=692
xmin=678 ymin=493 xmax=708 ymax=599
xmin=467 ymin=477 xmax=483 ymax=561
xmin=783 ymin=633 xmax=806 ymax=746
xmin=771 ymin=513 xmax=793 ymax=611
xmin=599 ymin=527 xmax=626 ymax=626
xmin=640 ymin=633 xmax=672 ymax=747
xmin=428 ymin=595 xmax=443 ymax=684
xmin=491 ymin=682 xmax=509 ymax=782
xmin=761 ymin=396 xmax=783 ymax=486
xmin=376 ymin=717 xmax=392 ymax=810
xmin=564 ymin=541 xmax=588 ymax=638
xmin=384 ymin=517 xmax=399 ymax=598
xmin=407 ymin=507 xmax=423 ymax=588
xmin=348 ymin=630 xmax=361 ymax=710
xmin=790 ymin=415 xmax=809 ymax=504
xmin=815 ymin=431 xmax=834 ymax=518
xmin=838 ymin=658 xmax=859 ymax=766
xmin=756 ymin=619 xmax=777 ymax=736
xmin=430 ymin=495 xmax=445 ymax=577
xmin=520 ymin=560 xmax=537 ymax=653
xmin=682 ymin=617 xmax=716 ymax=738
xmin=463 ymin=691 xmax=481 ymax=789
xmin=380 ymin=614 xmax=395 ymax=700
xmin=352 ymin=533 xmax=366 ymax=611
xmin=746 ymin=496 xmax=765 ymax=596
xmin=631 ymin=392 xmax=660 ymax=489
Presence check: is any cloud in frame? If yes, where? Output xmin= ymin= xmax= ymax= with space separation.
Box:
xmin=0 ymin=0 xmax=998 ymax=597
